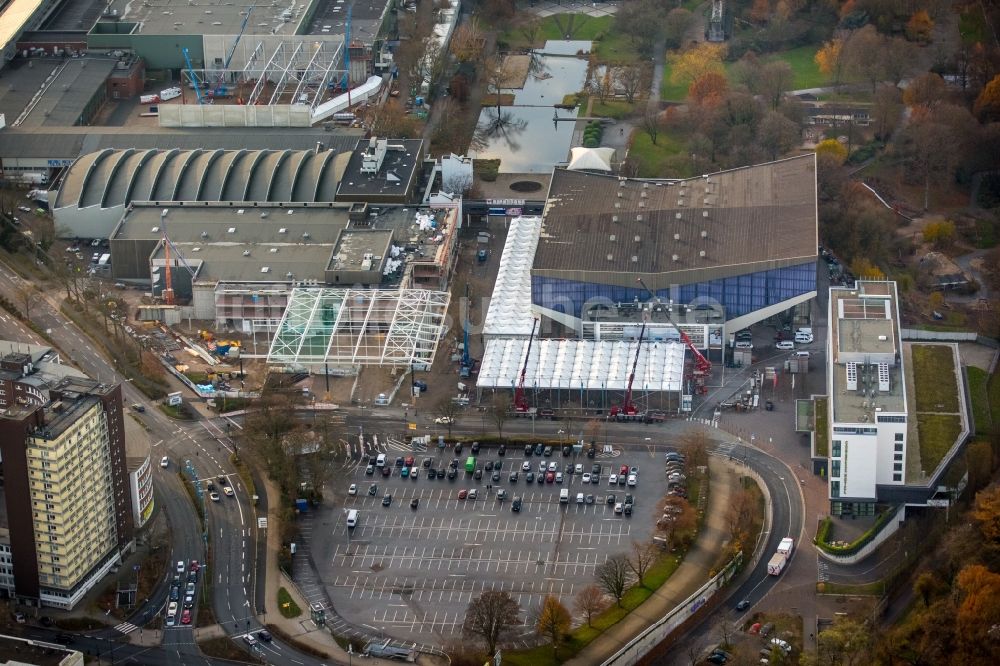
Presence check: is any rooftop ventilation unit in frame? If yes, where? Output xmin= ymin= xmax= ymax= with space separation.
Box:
xmin=672 ymin=254 xmax=680 ymax=262
xmin=302 ymin=232 xmax=310 ymax=239
xmin=160 ymin=209 xmax=168 ymax=217
xmin=636 ymin=214 xmax=643 ymax=221
xmin=631 ymin=255 xmax=638 ymax=262
xmin=617 ymin=191 xmax=623 ymax=198
xmin=242 ymin=250 xmax=251 ymax=256
xmin=640 ymin=191 xmax=647 ymax=198
xmin=878 ymin=363 xmax=890 ymax=392
xmin=642 ymin=182 xmax=649 ymax=189
xmin=702 ymin=211 xmax=709 ymax=218
xmin=700 ymin=230 xmax=708 ymax=238
xmin=699 ymin=250 xmax=706 ymax=257
xmin=846 ymin=362 xmax=858 ymax=391
xmin=227 ymin=227 xmax=236 ymax=233
xmin=151 ymin=226 xmax=159 ymax=233
xmin=638 ymin=201 xmax=646 ymax=208
xmin=615 ymin=202 xmax=621 ymax=209
xmin=609 ymin=234 xmax=616 ymax=241
xmin=619 ymin=180 xmax=626 ymax=188
xmin=704 ymin=198 xmax=711 ymax=205
xmin=287 ymin=209 xmax=294 ymax=215
xmin=675 ymin=212 xmax=682 ymax=220
xmin=269 ymin=248 xmax=278 ymax=253
xmin=286 ymin=272 xmax=294 ymax=279
xmin=237 ymin=209 xmax=245 ymax=215
xmin=634 ymin=235 xmax=641 ymax=242
xmin=612 ymin=215 xmax=619 ymax=223
xmin=278 ymin=228 xmax=287 ymax=234
xmin=191 ymin=246 xmax=201 ymax=252
xmin=261 ymin=266 xmax=270 ymax=273
xmin=200 ymin=231 xmax=208 ymax=238
xmin=607 ymin=254 xmax=614 ymax=261
xmin=678 ymin=198 xmax=684 ymax=206
xmin=261 ymin=211 xmax=269 ymax=218
xmin=673 ymin=233 xmax=681 ymax=240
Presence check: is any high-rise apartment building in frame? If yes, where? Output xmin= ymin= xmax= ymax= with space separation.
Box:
xmin=0 ymin=347 xmax=135 ymax=609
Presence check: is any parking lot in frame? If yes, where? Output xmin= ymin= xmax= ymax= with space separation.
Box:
xmin=318 ymin=444 xmax=671 ymax=644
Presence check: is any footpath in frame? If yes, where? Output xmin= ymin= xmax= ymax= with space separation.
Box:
xmin=563 ymin=455 xmax=738 ymax=666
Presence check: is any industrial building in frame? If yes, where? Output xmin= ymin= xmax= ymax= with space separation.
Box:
xmin=822 ymin=281 xmax=970 ymax=517
xmin=109 ymin=200 xmax=457 ymax=333
xmin=0 ymin=349 xmax=136 ymax=609
xmin=51 ymin=136 xmax=427 ymax=239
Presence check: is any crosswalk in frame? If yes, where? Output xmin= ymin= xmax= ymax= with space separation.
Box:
xmin=114 ymin=621 xmax=139 ymax=635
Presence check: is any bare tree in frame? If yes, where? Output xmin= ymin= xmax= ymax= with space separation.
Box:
xmin=574 ymin=585 xmax=607 ymax=627
xmin=640 ymin=103 xmax=664 ymax=145
xmin=677 ymin=427 xmax=710 ymax=467
xmin=588 ymin=67 xmax=613 ymax=103
xmin=491 ymin=393 xmax=510 ymax=439
xmin=485 ymin=55 xmax=512 ymax=112
xmin=627 ymin=540 xmax=658 ymax=588
xmin=595 ymin=555 xmax=630 ymax=607
xmin=15 ymin=286 xmax=40 ymax=322
xmin=436 ymin=397 xmax=459 ymax=438
xmin=615 ymin=66 xmax=644 ymax=105
xmin=463 ymin=590 xmax=520 ymax=655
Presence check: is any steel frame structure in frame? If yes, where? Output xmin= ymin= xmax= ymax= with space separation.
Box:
xmin=240 ymin=38 xmax=345 ymax=108
xmin=267 ymin=288 xmax=450 ymax=367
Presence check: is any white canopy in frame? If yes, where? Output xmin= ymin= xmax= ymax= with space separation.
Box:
xmin=483 ymin=216 xmax=542 ymax=338
xmin=567 ymin=146 xmax=614 ymax=172
xmin=476 ymin=338 xmax=686 ymax=392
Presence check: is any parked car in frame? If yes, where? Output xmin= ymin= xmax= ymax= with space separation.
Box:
xmin=775 ymin=340 xmax=795 ymax=351
xmin=382 ymin=494 xmax=392 ymax=506
xmin=348 ymin=484 xmax=357 ymax=496
xmin=435 ymin=416 xmax=454 ymax=425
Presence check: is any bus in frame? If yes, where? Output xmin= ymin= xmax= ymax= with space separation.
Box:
xmin=465 ymin=456 xmax=476 ymax=473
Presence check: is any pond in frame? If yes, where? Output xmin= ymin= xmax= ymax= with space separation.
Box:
xmin=470 ymin=40 xmax=590 ymax=174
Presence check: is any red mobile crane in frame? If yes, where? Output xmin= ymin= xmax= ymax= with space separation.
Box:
xmin=610 ymin=320 xmax=646 ymax=419
xmin=635 ymin=278 xmax=712 ymax=378
xmin=513 ymin=319 xmax=538 ymax=414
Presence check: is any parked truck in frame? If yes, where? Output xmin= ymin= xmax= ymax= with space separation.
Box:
xmin=767 ymin=552 xmax=787 ymax=576
xmin=22 ymin=172 xmax=48 ymax=185
xmin=777 ymin=537 xmax=794 ymax=558
xmin=159 ymin=86 xmax=181 ymax=101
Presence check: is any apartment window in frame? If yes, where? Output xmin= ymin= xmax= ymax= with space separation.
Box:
xmin=894 ymin=453 xmax=903 ymax=461
xmin=893 ymin=463 xmax=903 ymax=472
xmin=831 ymin=461 xmax=841 ymax=478
xmin=893 ymin=473 xmax=902 ymax=482
xmin=832 ymin=440 xmax=841 ymax=457
xmin=877 ymin=415 xmax=906 ymax=423
xmin=831 ymin=481 xmax=841 ymax=498
xmin=895 ymin=433 xmax=904 ymax=441
xmin=894 ymin=443 xmax=904 ymax=452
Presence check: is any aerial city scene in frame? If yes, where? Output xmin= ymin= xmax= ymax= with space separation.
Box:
xmin=0 ymin=0 xmax=998 ymax=663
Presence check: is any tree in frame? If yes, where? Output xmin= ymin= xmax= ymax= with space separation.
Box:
xmin=463 ymin=590 xmax=520 ymax=655
xmin=436 ymin=397 xmax=459 ymax=437
xmin=816 ymin=615 xmax=873 ymax=666
xmin=491 ymin=393 xmax=510 ymax=439
xmin=615 ymin=0 xmax=664 ymax=56
xmin=535 ymin=595 xmax=571 ymax=654
xmin=574 ymin=585 xmax=607 ymax=627
xmin=595 ymin=555 xmax=630 ymax=606
xmin=905 ymin=10 xmax=934 ymax=43
xmin=614 ymin=66 xmax=644 ymax=105
xmin=664 ymin=8 xmax=694 ymax=50
xmin=758 ymin=61 xmax=793 ymax=109
xmin=15 ymin=286 xmax=39 ymax=322
xmin=872 ymin=84 xmax=902 ymax=140
xmin=627 ymin=541 xmax=658 ymax=588
xmin=757 ymin=110 xmax=799 ymax=160
xmin=913 ymin=571 xmax=941 ymax=607
xmin=974 ymin=73 xmax=1000 ymax=121
xmin=451 ymin=20 xmax=484 ymax=63
xmin=815 ymin=37 xmax=845 ymax=84
xmin=669 ymin=43 xmax=726 ymax=88
xmin=448 ymin=73 xmax=470 ymax=103
xmin=923 ymin=220 xmax=956 ymax=249
xmin=687 ymin=71 xmax=728 ymax=109
xmin=955 ymin=564 xmax=1000 ymax=658
xmin=520 ymin=21 xmax=542 ymax=49
xmin=903 ymin=72 xmax=947 ymax=109
xmin=369 ymin=101 xmax=419 ymax=138
xmin=843 ymin=26 xmax=887 ymax=92
xmin=640 ymin=103 xmax=664 ymax=145
xmin=677 ymin=428 xmax=710 ymax=467
xmin=749 ymin=0 xmax=771 ymax=23
xmin=850 ymin=257 xmax=886 ymax=280
xmin=895 ymin=109 xmax=959 ymax=210
xmin=816 ymin=138 xmax=848 ymax=164
xmin=967 ymin=440 xmax=994 ymax=493
xmin=973 ymin=484 xmax=1000 ymax=543
xmin=485 ymin=55 xmax=512 ymax=112
xmin=588 ymin=66 xmax=613 ymax=104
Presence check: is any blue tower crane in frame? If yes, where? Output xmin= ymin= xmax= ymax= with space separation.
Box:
xmin=215 ymin=6 xmax=254 ymax=97
xmin=181 ymin=47 xmax=204 ymax=104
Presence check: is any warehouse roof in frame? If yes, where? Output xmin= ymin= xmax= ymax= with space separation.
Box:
xmin=0 ymin=0 xmax=44 ymax=59
xmin=122 ymin=0 xmax=300 ymax=36
xmin=328 ymin=229 xmax=394 ymax=271
xmin=536 ymin=154 xmax=817 ymax=281
xmin=54 ymin=146 xmax=358 ymax=211
xmin=151 ymin=243 xmax=336 ymax=283
xmin=112 ymin=205 xmax=352 ymax=243
xmin=15 ymin=57 xmax=116 ymax=128
xmin=336 ymin=138 xmax=424 ymax=200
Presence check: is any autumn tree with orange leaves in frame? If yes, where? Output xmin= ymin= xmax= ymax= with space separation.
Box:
xmin=687 ymin=71 xmax=728 ymax=108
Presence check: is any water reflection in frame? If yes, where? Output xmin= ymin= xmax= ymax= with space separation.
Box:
xmin=470 ymin=41 xmax=590 ymax=174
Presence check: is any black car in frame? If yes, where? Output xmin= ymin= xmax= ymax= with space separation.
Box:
xmin=537 ymin=472 xmax=545 ymax=485
xmin=509 ymin=471 xmax=519 ymax=483
xmin=486 ymin=461 xmax=494 ymax=471
xmin=369 ymin=484 xmax=378 ymax=495
xmin=395 ymin=457 xmax=404 ymax=467
xmin=587 ymin=446 xmax=596 ymax=458
xmin=524 ymin=444 xmax=533 ymax=456
xmin=257 ymin=629 xmax=273 ymax=642
xmin=511 ymin=498 xmax=522 ymax=512
xmin=471 ymin=442 xmax=480 ymax=454
xmin=423 ymin=457 xmax=433 ymax=468
xmin=382 ymin=494 xmax=392 ymax=506
xmin=534 ymin=444 xmax=544 ymax=456
xmin=592 ymin=464 xmax=601 ymax=475
xmin=447 ymin=469 xmax=457 ymax=479
xmin=217 ymin=475 xmax=227 ymax=484
xmin=474 ymin=469 xmax=483 ymax=480
xmin=525 ymin=472 xmax=534 ymax=483
xmin=565 ymin=463 xmax=574 ymax=473
xmin=207 ymin=481 xmax=215 ymax=492
xmin=606 ymin=494 xmax=616 ymax=504
xmin=543 ymin=446 xmax=553 ymax=457
xmin=410 ymin=498 xmax=419 ymax=509
xmin=624 ymin=493 xmax=634 ymax=506
xmin=623 ymin=504 xmax=632 ymax=516
xmin=170 ymin=587 xmax=180 ymax=601
xmin=455 ymin=443 xmax=463 ymax=454
xmin=437 ymin=468 xmax=446 ymax=478
xmin=735 ymin=599 xmax=751 ymax=611
xmin=55 ymin=634 xmax=75 ymax=645
xmin=562 ymin=446 xmax=572 ymax=457
xmin=493 ymin=461 xmax=502 ymax=471
xmin=498 ymin=444 xmax=506 ymax=456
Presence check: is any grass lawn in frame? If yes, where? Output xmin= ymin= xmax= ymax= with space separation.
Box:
xmin=663 ymin=45 xmax=825 ymax=101
xmin=660 ymin=62 xmax=689 ymax=101
xmin=504 ymin=14 xmax=615 ymax=49
xmin=814 ymin=397 xmax=829 ymax=457
xmin=911 ymin=345 xmax=960 ymax=413
xmin=628 ymin=130 xmax=686 ymax=178
xmin=591 ymin=99 xmax=635 ymax=119
xmin=595 ymin=29 xmax=642 ymax=64
xmin=960 ymin=5 xmax=990 ymax=45
xmin=917 ymin=413 xmax=963 ymax=473
xmin=989 ymin=372 xmax=1000 ymax=426
xmin=967 ymin=367 xmax=992 ymax=434
xmin=278 ymin=587 xmax=302 ymax=618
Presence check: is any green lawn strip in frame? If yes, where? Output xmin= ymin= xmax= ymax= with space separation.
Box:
xmin=967 ymin=367 xmax=991 ymax=434
xmin=916 ymin=414 xmax=963 ymax=473
xmin=911 ymin=345 xmax=960 ymax=412
xmin=277 ymin=587 xmax=302 ymax=618
xmin=814 ymin=397 xmax=829 ymax=457
xmin=660 ymin=62 xmax=688 ymax=101
xmin=628 ymin=131 xmax=686 ymax=178
xmin=591 ymin=99 xmax=634 ymax=119
xmin=820 ymin=579 xmax=885 ymax=596
xmin=595 ymin=29 xmax=642 ymax=64
xmin=989 ymin=372 xmax=1000 ymax=426
xmin=960 ymin=6 xmax=990 ymax=45
xmin=664 ymin=45 xmax=824 ymax=101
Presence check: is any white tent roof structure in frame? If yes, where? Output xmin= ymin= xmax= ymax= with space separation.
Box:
xmin=476 ymin=338 xmax=686 ymax=392
xmin=567 ymin=146 xmax=614 ymax=172
xmin=483 ymin=216 xmax=542 ymax=338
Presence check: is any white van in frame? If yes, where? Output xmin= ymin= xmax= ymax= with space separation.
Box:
xmin=794 ymin=332 xmax=813 ymax=344
xmin=376 ymin=453 xmax=387 ymax=468
xmin=346 ymin=510 xmax=358 ymax=528
xmin=559 ymin=489 xmax=569 ymax=503
xmin=576 ymin=492 xmax=585 ymax=504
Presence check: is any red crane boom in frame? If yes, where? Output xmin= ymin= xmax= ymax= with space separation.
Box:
xmin=635 ymin=278 xmax=712 ymax=376
xmin=611 ymin=321 xmax=646 ymax=418
xmin=514 ymin=319 xmax=537 ymax=413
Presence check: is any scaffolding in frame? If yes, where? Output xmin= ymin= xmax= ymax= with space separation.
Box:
xmin=242 ymin=38 xmax=345 ymax=108
xmin=266 ymin=288 xmax=450 ymax=368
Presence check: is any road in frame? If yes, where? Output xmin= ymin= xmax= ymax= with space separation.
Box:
xmin=0 ymin=261 xmax=321 ymax=665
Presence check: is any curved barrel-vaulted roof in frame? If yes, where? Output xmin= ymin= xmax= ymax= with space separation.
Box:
xmin=54 ymin=147 xmax=349 ymax=239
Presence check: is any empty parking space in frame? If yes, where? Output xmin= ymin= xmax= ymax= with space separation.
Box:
xmin=319 ymin=444 xmax=669 ymax=643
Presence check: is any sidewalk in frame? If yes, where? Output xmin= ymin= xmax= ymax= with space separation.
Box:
xmin=563 ymin=455 xmax=737 ymax=665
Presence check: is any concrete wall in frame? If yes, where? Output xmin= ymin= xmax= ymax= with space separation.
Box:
xmin=158 ymin=103 xmax=312 ymax=128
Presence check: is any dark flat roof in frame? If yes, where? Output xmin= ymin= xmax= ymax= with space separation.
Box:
xmin=336 ymin=138 xmax=423 ymax=200
xmin=535 ymin=154 xmax=818 ymax=280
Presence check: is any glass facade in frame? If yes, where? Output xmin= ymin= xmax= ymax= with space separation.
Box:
xmin=532 ymin=262 xmax=816 ymax=320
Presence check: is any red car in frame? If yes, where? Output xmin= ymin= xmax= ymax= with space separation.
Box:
xmin=458 ymin=489 xmax=468 ymax=499
xmin=181 ymin=609 xmax=192 ymax=625
xmin=381 ymin=465 xmax=391 ymax=477
xmin=404 ymin=456 xmax=415 ymax=467
xmin=545 ymin=471 xmax=555 ymax=483
xmin=189 ymin=560 xmax=200 ymax=572
xmin=620 ymin=465 xmax=629 ymax=476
